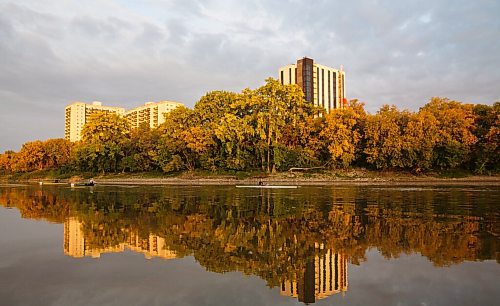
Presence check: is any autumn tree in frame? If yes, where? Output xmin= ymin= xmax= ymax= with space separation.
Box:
xmin=363 ymin=105 xmax=411 ymax=169
xmin=194 ymin=91 xmax=242 ymax=170
xmin=421 ymin=98 xmax=477 ymax=169
xmin=214 ymin=112 xmax=257 ymax=170
xmin=0 ymin=151 xmax=15 ymax=174
xmin=321 ymin=100 xmax=366 ymax=168
xmin=239 ymin=78 xmax=317 ymax=172
xmin=471 ymin=102 xmax=499 ymax=172
xmin=4 ymin=139 xmax=73 ymax=173
xmin=12 ymin=140 xmax=46 ymax=172
xmin=120 ymin=123 xmax=162 ymax=172
xmin=43 ymin=139 xmax=74 ymax=170
xmin=194 ymin=91 xmax=238 ymax=125
xmin=401 ymin=110 xmax=439 ymax=171
xmin=157 ymin=106 xmax=214 ymax=172
xmin=74 ymin=112 xmax=130 ymax=173
xmin=274 ymin=82 xmax=323 ymax=170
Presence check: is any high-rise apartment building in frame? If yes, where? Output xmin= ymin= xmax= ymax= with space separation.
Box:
xmin=124 ymin=100 xmax=183 ymax=129
xmin=64 ymin=101 xmax=125 ymax=142
xmin=279 ymin=57 xmax=346 ymax=113
xmin=65 ymin=100 xmax=184 ymax=142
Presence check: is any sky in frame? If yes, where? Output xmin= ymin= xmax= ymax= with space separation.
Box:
xmin=0 ymin=0 xmax=499 ymax=152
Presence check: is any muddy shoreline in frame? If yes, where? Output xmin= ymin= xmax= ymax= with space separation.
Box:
xmin=36 ymin=176 xmax=500 ymax=186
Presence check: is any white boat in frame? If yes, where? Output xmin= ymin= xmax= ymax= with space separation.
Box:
xmin=235 ymin=185 xmax=298 ymax=189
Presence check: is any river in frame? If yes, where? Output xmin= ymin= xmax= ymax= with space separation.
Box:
xmin=0 ymin=184 xmax=498 ymax=305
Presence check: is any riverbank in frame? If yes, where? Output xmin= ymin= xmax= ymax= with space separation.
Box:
xmin=2 ymin=169 xmax=499 ymax=186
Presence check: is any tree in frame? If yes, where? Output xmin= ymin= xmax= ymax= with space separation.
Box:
xmin=214 ymin=113 xmax=256 ymax=170
xmin=193 ymin=91 xmax=240 ymax=170
xmin=75 ymin=112 xmax=130 ymax=173
xmin=194 ymin=91 xmax=238 ymax=125
xmin=421 ymin=98 xmax=477 ymax=169
xmin=13 ymin=140 xmax=46 ymax=172
xmin=471 ymin=103 xmax=500 ymax=172
xmin=120 ymin=124 xmax=161 ymax=172
xmin=43 ymin=139 xmax=74 ymax=170
xmin=238 ymin=78 xmax=316 ymax=172
xmin=158 ymin=106 xmax=207 ymax=172
xmin=401 ymin=110 xmax=439 ymax=171
xmin=0 ymin=151 xmax=15 ymax=174
xmin=363 ymin=105 xmax=410 ymax=169
xmin=321 ymin=100 xmax=366 ymax=168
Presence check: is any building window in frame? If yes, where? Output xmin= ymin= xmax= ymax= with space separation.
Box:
xmin=321 ymin=68 xmax=325 ymax=108
xmin=289 ymin=68 xmax=292 ymax=84
xmin=280 ymin=70 xmax=284 ymax=84
xmin=333 ymin=72 xmax=337 ymax=108
xmin=328 ymin=71 xmax=331 ymax=111
xmin=342 ymin=74 xmax=345 ymax=103
xmin=316 ymin=67 xmax=319 ymax=104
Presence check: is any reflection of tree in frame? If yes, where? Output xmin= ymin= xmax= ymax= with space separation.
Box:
xmin=1 ymin=185 xmax=498 ymax=299
xmin=0 ymin=186 xmax=70 ymax=223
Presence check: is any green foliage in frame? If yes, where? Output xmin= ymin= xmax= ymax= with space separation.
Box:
xmin=162 ymin=155 xmax=184 ymax=173
xmin=74 ymin=112 xmax=131 ymax=173
xmin=273 ymin=145 xmax=319 ymax=171
xmin=470 ymin=103 xmax=499 ymax=173
xmin=121 ymin=124 xmax=161 ymax=172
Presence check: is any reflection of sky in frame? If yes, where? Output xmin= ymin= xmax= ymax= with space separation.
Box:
xmin=1 ymin=207 xmax=499 ymax=306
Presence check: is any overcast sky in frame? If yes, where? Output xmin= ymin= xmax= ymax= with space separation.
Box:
xmin=0 ymin=0 xmax=499 ymax=152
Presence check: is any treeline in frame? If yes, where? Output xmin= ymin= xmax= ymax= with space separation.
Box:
xmin=0 ymin=78 xmax=498 ymax=175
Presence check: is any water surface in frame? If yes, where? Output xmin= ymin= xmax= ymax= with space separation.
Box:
xmin=0 ymin=184 xmax=498 ymax=305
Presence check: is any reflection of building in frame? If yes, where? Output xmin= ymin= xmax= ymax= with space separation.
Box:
xmin=63 ymin=217 xmax=177 ymax=260
xmin=65 ymin=101 xmax=126 ymax=142
xmin=124 ymin=101 xmax=183 ymax=129
xmin=278 ymin=57 xmax=346 ymax=113
xmin=281 ymin=244 xmax=348 ymax=304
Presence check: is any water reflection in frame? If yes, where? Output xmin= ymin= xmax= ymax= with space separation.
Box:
xmin=279 ymin=244 xmax=348 ymax=303
xmin=0 ymin=185 xmax=498 ymax=304
xmin=64 ymin=217 xmax=177 ymax=260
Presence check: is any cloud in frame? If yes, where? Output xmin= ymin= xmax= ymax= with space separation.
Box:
xmin=0 ymin=0 xmax=499 ymax=151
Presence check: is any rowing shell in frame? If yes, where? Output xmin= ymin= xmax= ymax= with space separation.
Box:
xmin=235 ymin=185 xmax=298 ymax=189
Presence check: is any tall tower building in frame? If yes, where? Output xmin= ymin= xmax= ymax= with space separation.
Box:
xmin=64 ymin=101 xmax=125 ymax=142
xmin=124 ymin=100 xmax=184 ymax=129
xmin=279 ymin=57 xmax=346 ymax=113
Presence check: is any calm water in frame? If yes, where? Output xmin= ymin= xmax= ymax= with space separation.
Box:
xmin=0 ymin=184 xmax=498 ymax=305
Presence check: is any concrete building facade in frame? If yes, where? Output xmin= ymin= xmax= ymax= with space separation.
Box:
xmin=124 ymin=100 xmax=183 ymax=129
xmin=64 ymin=101 xmax=125 ymax=142
xmin=279 ymin=57 xmax=346 ymax=113
xmin=65 ymin=100 xmax=184 ymax=142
